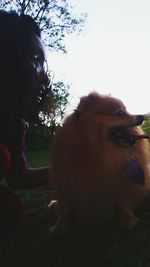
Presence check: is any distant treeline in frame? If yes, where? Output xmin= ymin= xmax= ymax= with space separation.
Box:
xmin=26 ymin=124 xmax=60 ymax=151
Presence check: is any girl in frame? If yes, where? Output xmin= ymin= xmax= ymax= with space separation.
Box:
xmin=0 ymin=10 xmax=52 ymax=190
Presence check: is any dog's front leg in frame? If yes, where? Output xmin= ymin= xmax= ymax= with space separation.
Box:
xmin=48 ymin=200 xmax=70 ymax=236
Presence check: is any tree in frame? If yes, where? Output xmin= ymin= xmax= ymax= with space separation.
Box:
xmin=0 ymin=0 xmax=86 ymax=53
xmin=40 ymin=81 xmax=69 ymax=126
xmin=36 ymin=81 xmax=69 ymax=138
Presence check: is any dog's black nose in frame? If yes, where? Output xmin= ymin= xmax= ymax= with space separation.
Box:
xmin=136 ymin=115 xmax=144 ymax=125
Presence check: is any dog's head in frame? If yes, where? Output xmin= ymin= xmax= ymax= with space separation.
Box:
xmin=75 ymin=92 xmax=148 ymax=146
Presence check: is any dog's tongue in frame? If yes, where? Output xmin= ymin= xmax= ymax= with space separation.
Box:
xmin=131 ymin=133 xmax=150 ymax=140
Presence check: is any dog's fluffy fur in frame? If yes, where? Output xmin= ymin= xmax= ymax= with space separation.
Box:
xmin=50 ymin=92 xmax=150 ymax=234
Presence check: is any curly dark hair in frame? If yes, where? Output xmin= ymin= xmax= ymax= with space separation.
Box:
xmin=0 ymin=10 xmax=51 ymax=122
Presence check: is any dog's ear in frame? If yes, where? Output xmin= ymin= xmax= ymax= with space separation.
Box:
xmin=74 ymin=109 xmax=82 ymax=118
xmin=77 ymin=92 xmax=102 ymax=113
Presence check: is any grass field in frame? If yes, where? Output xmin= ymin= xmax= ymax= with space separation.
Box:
xmin=1 ymin=137 xmax=150 ymax=267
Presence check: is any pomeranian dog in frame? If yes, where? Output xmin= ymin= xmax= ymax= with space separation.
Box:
xmin=49 ymin=92 xmax=150 ymax=235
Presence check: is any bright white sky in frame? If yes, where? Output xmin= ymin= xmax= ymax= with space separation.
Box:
xmin=47 ymin=0 xmax=150 ymax=116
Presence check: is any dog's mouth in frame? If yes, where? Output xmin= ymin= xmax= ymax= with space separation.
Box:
xmin=108 ymin=127 xmax=149 ymax=145
xmin=108 ymin=115 xmax=150 ymax=146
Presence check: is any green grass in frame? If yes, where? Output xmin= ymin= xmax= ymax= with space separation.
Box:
xmin=26 ymin=143 xmax=51 ymax=167
xmin=1 ymin=142 xmax=150 ymax=267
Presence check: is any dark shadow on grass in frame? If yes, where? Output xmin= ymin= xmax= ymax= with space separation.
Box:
xmin=1 ymin=188 xmax=150 ymax=267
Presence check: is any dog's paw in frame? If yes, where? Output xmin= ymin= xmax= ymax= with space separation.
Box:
xmin=121 ymin=209 xmax=139 ymax=230
xmin=48 ymin=200 xmax=58 ymax=209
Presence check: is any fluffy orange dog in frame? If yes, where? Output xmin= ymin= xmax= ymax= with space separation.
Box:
xmin=49 ymin=92 xmax=150 ymax=234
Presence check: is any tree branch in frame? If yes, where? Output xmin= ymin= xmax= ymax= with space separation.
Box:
xmin=34 ymin=0 xmax=53 ymax=23
xmin=16 ymin=0 xmax=30 ymax=14
xmin=24 ymin=0 xmax=31 ymax=10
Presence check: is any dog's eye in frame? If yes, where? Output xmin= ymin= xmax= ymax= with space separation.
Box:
xmin=116 ymin=110 xmax=126 ymax=117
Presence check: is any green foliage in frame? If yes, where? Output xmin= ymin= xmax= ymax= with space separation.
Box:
xmin=40 ymin=80 xmax=69 ymax=126
xmin=0 ymin=0 xmax=87 ymax=53
xmin=142 ymin=120 xmax=150 ymax=134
